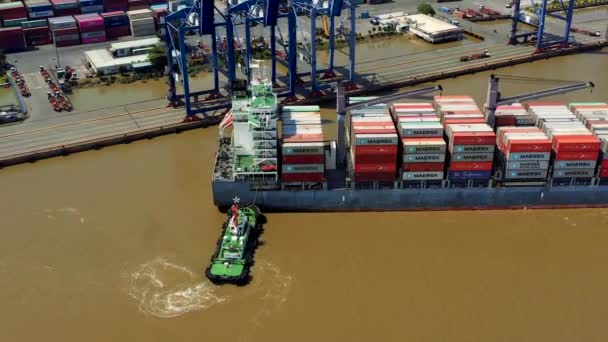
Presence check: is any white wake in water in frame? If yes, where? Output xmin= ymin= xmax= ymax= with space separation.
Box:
xmin=128 ymin=257 xmax=228 ymax=318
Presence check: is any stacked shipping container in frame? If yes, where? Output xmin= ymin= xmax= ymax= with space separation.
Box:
xmin=497 ymin=126 xmax=552 ymax=180
xmin=103 ymin=0 xmax=128 ymax=11
xmin=0 ymin=2 xmax=28 ymax=22
xmin=434 ymin=95 xmax=486 ymax=128
xmin=391 ymin=102 xmax=446 ymax=182
xmin=128 ymin=0 xmax=149 ymax=10
xmin=25 ymin=0 xmax=54 ymax=19
xmin=528 ymin=102 xmax=600 ymax=181
xmin=0 ymin=27 xmax=27 ymax=51
xmin=49 ymin=16 xmax=80 ymax=46
xmin=569 ymin=102 xmax=608 ymax=181
xmin=127 ymin=9 xmax=155 ymax=37
xmin=50 ymin=0 xmax=80 ymax=16
xmin=434 ymin=95 xmax=495 ymax=182
xmin=101 ymin=11 xmax=130 ymax=38
xmin=75 ymin=13 xmax=106 ymax=44
xmin=280 ymin=106 xmax=325 ymax=182
xmin=78 ymin=0 xmax=104 ymax=14
xmin=349 ymin=100 xmax=399 ymax=182
xmin=493 ymin=103 xmax=535 ymax=127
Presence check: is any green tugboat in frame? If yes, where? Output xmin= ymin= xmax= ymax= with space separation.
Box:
xmin=205 ymin=200 xmax=263 ymax=285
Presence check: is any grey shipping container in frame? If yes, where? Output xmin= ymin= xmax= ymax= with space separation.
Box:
xmin=451 ymin=153 xmax=494 ymax=162
xmin=451 ymin=145 xmax=495 ymax=153
xmin=553 ymin=160 xmax=597 ymax=169
xmin=506 ymin=160 xmax=550 ymax=170
xmin=504 ymin=169 xmax=548 ymax=179
xmin=402 ymin=171 xmax=444 ymax=181
xmin=403 ymin=154 xmax=446 ymax=163
xmin=506 ymin=152 xmax=551 ymax=161
xmin=552 ymin=169 xmax=595 ymax=178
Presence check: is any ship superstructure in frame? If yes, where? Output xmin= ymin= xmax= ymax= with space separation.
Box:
xmin=228 ymin=61 xmax=279 ymax=182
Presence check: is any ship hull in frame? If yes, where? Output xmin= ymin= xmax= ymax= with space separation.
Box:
xmin=213 ymin=181 xmax=608 ymax=212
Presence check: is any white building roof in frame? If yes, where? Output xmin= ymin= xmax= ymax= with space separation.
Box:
xmin=85 ymin=49 xmax=150 ymax=70
xmin=406 ymin=14 xmax=461 ymax=34
xmin=110 ymin=37 xmax=160 ymax=51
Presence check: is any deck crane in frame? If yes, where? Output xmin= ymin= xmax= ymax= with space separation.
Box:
xmin=484 ymin=74 xmax=595 ymax=128
xmin=335 ymin=83 xmax=443 ymax=168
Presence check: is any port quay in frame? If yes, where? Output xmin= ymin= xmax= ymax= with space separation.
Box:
xmin=0 ymin=0 xmax=606 ymax=168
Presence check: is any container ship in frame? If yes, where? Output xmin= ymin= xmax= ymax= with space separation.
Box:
xmin=212 ymin=66 xmax=608 ymax=211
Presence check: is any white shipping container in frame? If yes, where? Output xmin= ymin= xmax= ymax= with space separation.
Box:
xmin=283 ymin=119 xmax=322 ymax=126
xmin=402 ymin=139 xmax=446 ymax=154
xmin=127 ymin=9 xmax=153 ymax=19
xmin=354 ymin=133 xmax=399 ymax=146
xmin=506 ymin=160 xmax=550 ymax=170
xmin=451 ymin=144 xmax=494 ymax=153
xmin=451 ymin=153 xmax=494 ymax=162
xmin=281 ymin=142 xmax=324 ymax=155
xmin=398 ymin=116 xmax=440 ymax=122
xmin=403 ymin=153 xmax=446 ymax=163
xmin=399 ymin=124 xmax=443 ymax=138
xmin=351 ymin=116 xmax=393 ymax=123
xmin=506 ymin=152 xmax=551 ymax=161
xmin=553 ymin=160 xmax=597 ymax=169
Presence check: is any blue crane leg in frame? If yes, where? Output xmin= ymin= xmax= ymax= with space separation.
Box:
xmin=226 ymin=16 xmax=236 ymax=82
xmin=271 ymin=25 xmax=277 ymax=85
xmin=245 ymin=17 xmax=252 ymax=82
xmin=211 ymin=27 xmax=219 ymax=92
xmin=509 ymin=0 xmax=521 ymax=44
xmin=165 ymin=23 xmax=177 ymax=102
xmin=328 ymin=15 xmax=335 ymax=71
xmin=288 ymin=9 xmax=297 ymax=96
xmin=178 ymin=27 xmax=192 ymax=115
xmin=562 ymin=0 xmax=575 ymax=46
xmin=349 ymin=2 xmax=355 ymax=81
xmin=310 ymin=7 xmax=317 ymax=91
xmin=535 ymin=0 xmax=549 ymax=50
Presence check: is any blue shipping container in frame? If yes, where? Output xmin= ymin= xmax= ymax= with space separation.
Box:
xmin=449 ymin=170 xmax=492 ymax=180
xmin=439 ymin=7 xmax=451 ymax=14
xmin=103 ymin=16 xmax=129 ymax=26
xmin=80 ymin=5 xmax=104 ymax=13
xmin=78 ymin=0 xmax=102 ymax=6
xmin=27 ymin=4 xmax=54 ymax=12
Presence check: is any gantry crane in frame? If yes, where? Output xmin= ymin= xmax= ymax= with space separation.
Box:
xmin=509 ymin=0 xmax=576 ymax=51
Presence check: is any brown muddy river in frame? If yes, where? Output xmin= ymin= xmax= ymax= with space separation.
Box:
xmin=1 ymin=44 xmax=608 ymax=341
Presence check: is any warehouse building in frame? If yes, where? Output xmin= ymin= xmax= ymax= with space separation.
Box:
xmin=406 ymin=14 xmax=463 ymax=43
xmin=84 ymin=37 xmax=159 ymax=75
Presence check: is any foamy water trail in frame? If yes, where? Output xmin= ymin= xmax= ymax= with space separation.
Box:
xmin=128 ymin=257 xmax=228 ymax=318
xmin=247 ymin=260 xmax=294 ymax=327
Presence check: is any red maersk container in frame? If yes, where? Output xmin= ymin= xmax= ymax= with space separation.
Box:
xmin=402 ymin=162 xmax=445 ymax=172
xmin=553 ymin=135 xmax=601 ymax=152
xmin=448 ymin=161 xmax=493 ymax=171
xmin=0 ymin=27 xmax=27 ymax=51
xmin=103 ymin=0 xmax=128 ymax=11
xmin=0 ymin=2 xmax=28 ymax=21
xmin=24 ymin=26 xmax=52 ymax=46
xmin=354 ymin=163 xmax=397 ymax=181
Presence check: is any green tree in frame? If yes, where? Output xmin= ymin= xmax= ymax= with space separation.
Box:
xmin=0 ymin=52 xmax=8 ymax=72
xmin=148 ymin=44 xmax=168 ymax=71
xmin=417 ymin=3 xmax=436 ymax=16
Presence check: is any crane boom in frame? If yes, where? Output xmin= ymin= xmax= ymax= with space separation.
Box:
xmin=484 ymin=74 xmax=594 ymax=128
